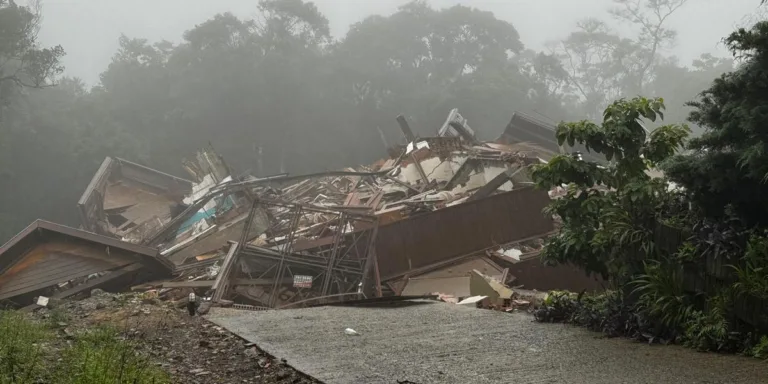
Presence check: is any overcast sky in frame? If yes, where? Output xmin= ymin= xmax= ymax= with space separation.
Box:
xmin=33 ymin=0 xmax=761 ymax=85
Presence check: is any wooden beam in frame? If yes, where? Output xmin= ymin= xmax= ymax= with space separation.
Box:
xmin=160 ymin=278 xmax=293 ymax=289
xmin=211 ymin=241 xmax=239 ymax=302
xmin=18 ymin=263 xmax=142 ymax=312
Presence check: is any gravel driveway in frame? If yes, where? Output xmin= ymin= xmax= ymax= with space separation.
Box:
xmin=207 ymin=300 xmax=768 ymax=384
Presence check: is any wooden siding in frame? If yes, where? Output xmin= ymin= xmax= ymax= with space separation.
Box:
xmin=0 ymin=241 xmax=134 ymax=300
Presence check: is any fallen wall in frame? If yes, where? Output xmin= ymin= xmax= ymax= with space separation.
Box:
xmin=376 ymin=187 xmax=553 ymax=280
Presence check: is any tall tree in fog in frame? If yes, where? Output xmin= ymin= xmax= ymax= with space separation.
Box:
xmin=645 ymin=53 xmax=733 ymax=127
xmin=549 ymin=0 xmax=690 ymax=119
xmin=610 ymin=0 xmax=689 ymax=95
xmin=0 ymin=0 xmax=64 ymax=117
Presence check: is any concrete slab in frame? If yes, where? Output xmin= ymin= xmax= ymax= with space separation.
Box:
xmin=207 ymin=301 xmax=768 ymax=384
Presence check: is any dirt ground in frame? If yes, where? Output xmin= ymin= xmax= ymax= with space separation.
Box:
xmin=30 ymin=291 xmax=319 ymax=384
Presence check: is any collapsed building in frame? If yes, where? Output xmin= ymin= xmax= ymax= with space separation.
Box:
xmin=0 ymin=109 xmax=601 ymax=309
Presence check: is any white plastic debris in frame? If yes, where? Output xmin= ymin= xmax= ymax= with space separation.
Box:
xmin=36 ymin=296 xmax=49 ymax=307
xmin=344 ymin=328 xmax=359 ymax=336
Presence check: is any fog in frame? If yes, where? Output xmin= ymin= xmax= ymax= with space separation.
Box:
xmin=38 ymin=0 xmax=758 ymax=84
xmin=0 ymin=0 xmax=764 ymax=241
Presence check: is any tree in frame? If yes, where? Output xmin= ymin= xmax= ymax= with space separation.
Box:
xmin=645 ymin=54 xmax=733 ymax=134
xmin=609 ymin=0 xmax=689 ymax=95
xmin=533 ymin=97 xmax=690 ymax=282
xmin=664 ymin=21 xmax=768 ymax=227
xmin=550 ymin=0 xmax=690 ymax=118
xmin=256 ymin=0 xmax=330 ymax=51
xmin=0 ymin=0 xmax=64 ymax=116
xmin=550 ymin=19 xmax=644 ymax=119
xmin=335 ymin=0 xmax=556 ymax=142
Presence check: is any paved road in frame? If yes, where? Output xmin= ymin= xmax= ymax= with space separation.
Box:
xmin=207 ymin=301 xmax=768 ymax=384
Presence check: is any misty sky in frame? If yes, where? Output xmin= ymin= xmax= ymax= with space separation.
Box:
xmin=35 ymin=0 xmax=762 ymax=85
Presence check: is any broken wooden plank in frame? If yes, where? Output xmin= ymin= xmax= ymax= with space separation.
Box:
xmin=19 ymin=263 xmax=143 ymax=312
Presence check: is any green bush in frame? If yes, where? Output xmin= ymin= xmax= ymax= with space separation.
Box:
xmin=682 ymin=309 xmax=740 ymax=353
xmin=749 ymin=336 xmax=768 ymax=359
xmin=632 ymin=260 xmax=697 ymax=331
xmin=732 ymin=234 xmax=768 ymax=300
xmin=0 ymin=311 xmax=50 ymax=384
xmin=535 ymin=290 xmax=655 ymax=340
xmin=54 ymin=327 xmax=169 ymax=384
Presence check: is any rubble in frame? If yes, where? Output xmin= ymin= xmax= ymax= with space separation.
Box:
xmin=29 ymin=291 xmax=317 ymax=383
xmin=417 ymin=269 xmax=545 ymax=313
xmin=1 ymin=108 xmax=600 ymax=311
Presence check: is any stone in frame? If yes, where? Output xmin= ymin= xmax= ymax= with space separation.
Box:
xmin=244 ymin=348 xmax=260 ymax=359
xmin=197 ymin=301 xmax=212 ymax=315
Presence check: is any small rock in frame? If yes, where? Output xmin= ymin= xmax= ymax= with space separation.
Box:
xmin=62 ymin=328 xmax=75 ymax=340
xmin=90 ymin=289 xmax=107 ymax=297
xmin=197 ymin=301 xmax=212 ymax=315
xmin=276 ymin=370 xmax=290 ymax=380
xmin=199 ymin=340 xmax=210 ymax=348
xmin=244 ymin=348 xmax=260 ymax=359
xmin=189 ymin=368 xmax=205 ymax=374
xmin=95 ymin=302 xmax=106 ymax=310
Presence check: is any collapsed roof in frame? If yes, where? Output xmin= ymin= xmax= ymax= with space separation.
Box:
xmin=1 ymin=108 xmax=602 ymax=309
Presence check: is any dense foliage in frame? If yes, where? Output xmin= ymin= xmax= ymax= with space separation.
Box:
xmin=533 ymin=20 xmax=768 ymax=358
xmin=0 ymin=0 xmax=735 ymax=242
xmin=532 ymin=96 xmax=690 ymax=282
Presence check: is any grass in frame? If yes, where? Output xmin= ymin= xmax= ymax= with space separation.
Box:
xmin=0 ymin=311 xmax=49 ymax=384
xmin=0 ymin=310 xmax=169 ymax=384
xmin=54 ymin=327 xmax=169 ymax=384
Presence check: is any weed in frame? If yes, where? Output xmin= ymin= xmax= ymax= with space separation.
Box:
xmin=682 ymin=308 xmax=742 ymax=353
xmin=750 ymin=336 xmax=768 ymax=359
xmin=632 ymin=260 xmax=697 ymax=330
xmin=0 ymin=311 xmax=50 ymax=384
xmin=54 ymin=326 xmax=169 ymax=384
xmin=48 ymin=307 xmax=71 ymax=328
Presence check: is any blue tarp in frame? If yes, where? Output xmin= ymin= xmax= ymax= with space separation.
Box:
xmin=176 ymin=195 xmax=235 ymax=235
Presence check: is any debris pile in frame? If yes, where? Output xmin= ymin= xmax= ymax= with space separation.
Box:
xmin=428 ymin=269 xmax=545 ymax=313
xmin=0 ymin=108 xmax=602 ymax=310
